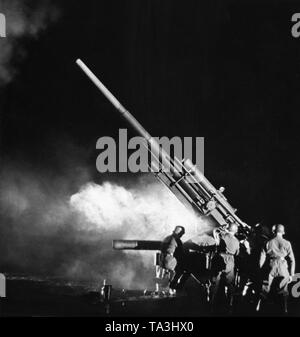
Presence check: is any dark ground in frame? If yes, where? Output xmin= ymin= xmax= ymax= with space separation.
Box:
xmin=1 ymin=275 xmax=299 ymax=317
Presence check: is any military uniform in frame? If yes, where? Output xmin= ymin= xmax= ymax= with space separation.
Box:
xmin=160 ymin=233 xmax=186 ymax=290
xmin=259 ymin=236 xmax=295 ymax=297
xmin=210 ymin=231 xmax=240 ymax=309
xmin=238 ymin=230 xmax=269 ymax=300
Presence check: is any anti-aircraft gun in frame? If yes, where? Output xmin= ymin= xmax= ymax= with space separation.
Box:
xmin=76 ymin=59 xmax=252 ymax=290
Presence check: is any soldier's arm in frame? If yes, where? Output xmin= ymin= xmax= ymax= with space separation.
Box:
xmin=213 ymin=229 xmax=220 ymax=245
xmin=235 ymin=242 xmax=240 ymax=256
xmin=165 ymin=237 xmax=178 ymax=255
xmin=287 ymin=243 xmax=296 ymax=276
xmin=242 ymin=240 xmax=251 ymax=255
xmin=259 ymin=245 xmax=267 ymax=268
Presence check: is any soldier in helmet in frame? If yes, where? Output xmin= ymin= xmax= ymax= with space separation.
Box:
xmin=258 ymin=224 xmax=295 ymax=314
xmin=160 ymin=226 xmax=186 ymax=294
xmin=210 ymin=223 xmax=240 ymax=312
xmin=235 ymin=223 xmax=271 ymax=309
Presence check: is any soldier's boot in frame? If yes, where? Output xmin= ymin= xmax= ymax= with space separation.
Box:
xmin=209 ymin=289 xmax=218 ymax=314
xmin=255 ymin=297 xmax=262 ymax=312
xmin=168 ymin=288 xmax=176 ymax=296
xmin=256 ymin=289 xmax=267 ymax=313
xmin=281 ymin=296 xmax=288 ymax=315
xmin=205 ymin=281 xmax=211 ymax=303
xmin=227 ymin=290 xmax=235 ymax=315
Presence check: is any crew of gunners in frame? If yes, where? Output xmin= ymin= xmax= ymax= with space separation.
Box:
xmin=160 ymin=223 xmax=295 ymax=314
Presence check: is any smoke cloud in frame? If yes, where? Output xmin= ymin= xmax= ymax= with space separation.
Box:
xmin=0 ymin=163 xmax=209 ymax=290
xmin=0 ymin=0 xmax=60 ymax=85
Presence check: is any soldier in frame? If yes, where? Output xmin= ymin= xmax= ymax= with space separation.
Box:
xmin=160 ymin=226 xmax=186 ymax=295
xmin=238 ymin=224 xmax=270 ymax=303
xmin=210 ymin=223 xmax=240 ymax=312
xmin=258 ymin=224 xmax=295 ymax=314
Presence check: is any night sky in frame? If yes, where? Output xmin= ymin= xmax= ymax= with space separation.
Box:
xmin=1 ymin=1 xmax=300 ymax=259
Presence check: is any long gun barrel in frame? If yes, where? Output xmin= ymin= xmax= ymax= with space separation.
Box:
xmin=76 ymin=59 xmax=251 ymax=234
xmin=113 ymin=240 xmax=162 ymax=250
